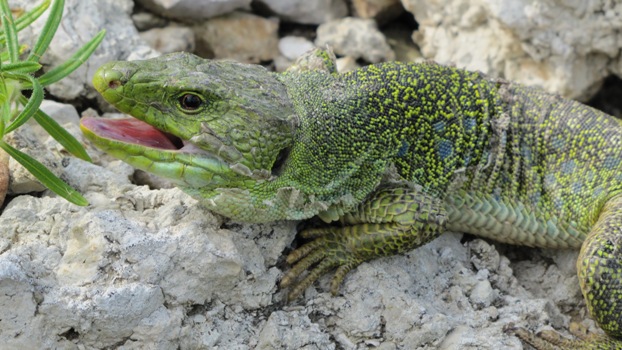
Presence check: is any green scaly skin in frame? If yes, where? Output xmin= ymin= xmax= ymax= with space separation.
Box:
xmin=81 ymin=49 xmax=622 ymax=349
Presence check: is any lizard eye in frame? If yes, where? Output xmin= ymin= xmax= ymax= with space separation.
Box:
xmin=178 ymin=93 xmax=204 ymax=111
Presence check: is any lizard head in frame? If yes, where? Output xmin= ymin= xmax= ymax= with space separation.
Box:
xmin=81 ymin=52 xmax=297 ymax=192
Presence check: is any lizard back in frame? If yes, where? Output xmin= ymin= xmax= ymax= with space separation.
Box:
xmin=336 ymin=62 xmax=622 ymax=248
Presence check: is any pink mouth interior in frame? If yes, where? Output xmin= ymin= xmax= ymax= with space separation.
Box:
xmin=81 ymin=117 xmax=180 ymax=150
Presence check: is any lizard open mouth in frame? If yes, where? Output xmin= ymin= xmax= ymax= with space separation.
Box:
xmin=80 ymin=117 xmax=203 ymax=153
xmin=80 ymin=114 xmax=235 ymax=188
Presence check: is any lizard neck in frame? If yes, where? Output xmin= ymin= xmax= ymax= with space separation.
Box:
xmin=271 ymin=63 xmax=504 ymax=216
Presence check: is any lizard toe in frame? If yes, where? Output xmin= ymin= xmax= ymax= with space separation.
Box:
xmin=281 ymin=227 xmax=364 ymax=300
xmin=281 ymin=243 xmax=327 ymax=288
xmin=286 ymin=258 xmax=341 ymax=300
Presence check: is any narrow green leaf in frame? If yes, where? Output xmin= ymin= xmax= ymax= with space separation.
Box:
xmin=0 ymin=0 xmax=50 ymax=44
xmin=0 ymin=0 xmax=19 ymax=63
xmin=0 ymin=75 xmax=7 ymax=137
xmin=2 ymin=61 xmax=41 ymax=74
xmin=38 ymin=29 xmax=106 ymax=87
xmin=14 ymin=0 xmax=50 ymax=32
xmin=0 ymin=140 xmax=88 ymax=206
xmin=0 ymin=73 xmax=7 ymax=105
xmin=5 ymin=74 xmax=42 ymax=133
xmin=18 ymin=95 xmax=92 ymax=162
xmin=27 ymin=0 xmax=64 ymax=62
xmin=0 ymin=44 xmax=27 ymax=69
xmin=0 ymin=104 xmax=5 ymax=137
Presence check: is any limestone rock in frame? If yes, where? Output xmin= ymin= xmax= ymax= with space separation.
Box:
xmin=12 ymin=0 xmax=156 ymax=101
xmin=135 ymin=0 xmax=252 ymax=20
xmin=402 ymin=0 xmax=622 ymax=100
xmin=131 ymin=10 xmax=169 ymax=31
xmin=140 ymin=25 xmax=195 ymax=53
xmin=255 ymin=0 xmax=348 ymax=25
xmin=315 ymin=17 xmax=395 ymax=63
xmin=352 ymin=0 xmax=404 ymax=23
xmin=279 ymin=36 xmax=315 ymax=61
xmin=194 ymin=12 xmax=279 ymax=63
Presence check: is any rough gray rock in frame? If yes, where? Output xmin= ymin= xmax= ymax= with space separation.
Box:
xmin=255 ymin=0 xmax=348 ymax=25
xmin=352 ymin=0 xmax=404 ymax=23
xmin=402 ymin=0 xmax=622 ymax=100
xmin=135 ymin=0 xmax=252 ymax=20
xmin=279 ymin=36 xmax=316 ymax=61
xmin=274 ymin=36 xmax=316 ymax=71
xmin=316 ymin=17 xmax=395 ymax=63
xmin=194 ymin=12 xmax=280 ymax=63
xmin=131 ymin=10 xmax=169 ymax=31
xmin=0 ymin=154 xmax=293 ymax=348
xmin=335 ymin=56 xmax=360 ymax=73
xmin=13 ymin=0 xmax=156 ymax=100
xmin=140 ymin=25 xmax=195 ymax=53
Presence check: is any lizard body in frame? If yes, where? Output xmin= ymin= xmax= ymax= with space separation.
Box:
xmin=81 ymin=49 xmax=622 ymax=348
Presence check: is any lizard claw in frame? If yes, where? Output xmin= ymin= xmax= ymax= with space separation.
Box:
xmin=280 ymin=226 xmax=362 ymax=300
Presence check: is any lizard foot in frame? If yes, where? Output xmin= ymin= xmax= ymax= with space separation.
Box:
xmin=280 ymin=225 xmax=364 ymax=301
xmin=505 ymin=323 xmax=622 ymax=349
xmin=280 ymin=187 xmax=446 ymax=300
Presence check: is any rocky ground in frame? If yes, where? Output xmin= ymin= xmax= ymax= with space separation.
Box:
xmin=2 ymin=0 xmax=622 ymax=349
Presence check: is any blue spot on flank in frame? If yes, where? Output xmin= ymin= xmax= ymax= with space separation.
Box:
xmin=492 ymin=188 xmax=502 ymax=201
xmin=561 ymin=160 xmax=576 ymax=174
xmin=397 ymin=140 xmax=409 ymax=157
xmin=433 ymin=121 xmax=445 ymax=133
xmin=551 ymin=135 xmax=565 ymax=150
xmin=529 ymin=192 xmax=541 ymax=205
xmin=438 ymin=139 xmax=454 ymax=160
xmin=553 ymin=198 xmax=564 ymax=211
xmin=571 ymin=182 xmax=582 ymax=193
xmin=463 ymin=118 xmax=476 ymax=132
xmin=543 ymin=173 xmax=556 ymax=187
xmin=603 ymin=154 xmax=620 ymax=170
xmin=520 ymin=144 xmax=532 ymax=163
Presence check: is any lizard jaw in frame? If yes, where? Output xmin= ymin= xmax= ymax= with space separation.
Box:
xmin=80 ymin=116 xmax=243 ymax=188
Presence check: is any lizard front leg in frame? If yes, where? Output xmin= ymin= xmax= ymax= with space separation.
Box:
xmin=281 ymin=186 xmax=447 ymax=300
xmin=512 ymin=195 xmax=622 ymax=349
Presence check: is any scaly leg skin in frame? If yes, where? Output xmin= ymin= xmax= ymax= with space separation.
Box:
xmin=280 ymin=186 xmax=447 ymax=300
xmin=510 ymin=195 xmax=622 ymax=349
xmin=508 ymin=324 xmax=620 ymax=349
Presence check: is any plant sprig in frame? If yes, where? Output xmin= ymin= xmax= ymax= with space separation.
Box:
xmin=0 ymin=0 xmax=105 ymax=206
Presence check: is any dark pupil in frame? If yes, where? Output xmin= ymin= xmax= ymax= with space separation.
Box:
xmin=180 ymin=94 xmax=202 ymax=110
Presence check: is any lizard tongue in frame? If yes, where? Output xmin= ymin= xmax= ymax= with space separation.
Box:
xmin=80 ymin=117 xmax=179 ymax=150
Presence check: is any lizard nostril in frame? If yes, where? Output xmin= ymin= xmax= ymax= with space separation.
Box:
xmin=93 ymin=63 xmax=128 ymax=93
xmin=108 ymin=80 xmax=121 ymax=89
